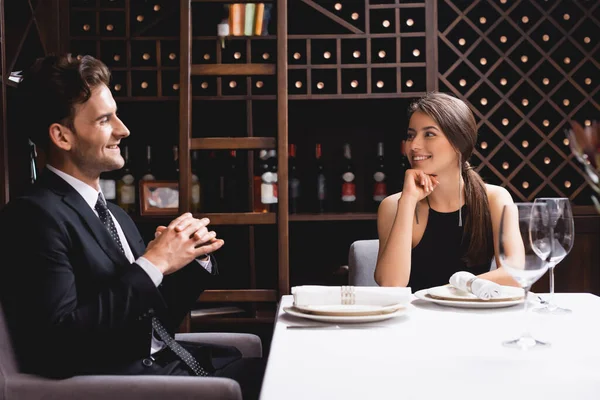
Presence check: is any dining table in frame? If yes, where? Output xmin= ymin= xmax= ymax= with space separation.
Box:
xmin=259 ymin=293 xmax=600 ymax=400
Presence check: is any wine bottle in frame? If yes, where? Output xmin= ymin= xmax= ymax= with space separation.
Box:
xmin=99 ymin=171 xmax=117 ymax=203
xmin=116 ymin=145 xmax=136 ymax=214
xmin=225 ymin=150 xmax=241 ymax=211
xmin=141 ymin=145 xmax=156 ymax=181
xmin=341 ymin=143 xmax=357 ymax=212
xmin=399 ymin=139 xmax=408 ymax=188
xmin=372 ymin=142 xmax=387 ymax=210
xmin=169 ymin=145 xmax=179 ymax=181
xmin=205 ymin=151 xmax=220 ymax=212
xmin=261 ymin=149 xmax=278 ymax=212
xmin=315 ymin=143 xmax=327 ymax=213
xmin=289 ymin=144 xmax=300 ymax=213
xmin=254 ymin=149 xmax=269 ymax=213
xmin=191 ymin=150 xmax=202 ymax=213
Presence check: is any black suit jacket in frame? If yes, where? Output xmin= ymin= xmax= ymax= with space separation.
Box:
xmin=0 ymin=169 xmax=217 ymax=378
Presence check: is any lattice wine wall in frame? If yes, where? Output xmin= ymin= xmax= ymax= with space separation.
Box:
xmin=438 ymin=0 xmax=599 ymax=204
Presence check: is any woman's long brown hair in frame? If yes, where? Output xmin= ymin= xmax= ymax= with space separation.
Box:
xmin=408 ymin=92 xmax=494 ymax=266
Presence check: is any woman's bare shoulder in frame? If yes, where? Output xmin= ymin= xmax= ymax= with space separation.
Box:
xmin=378 ymin=192 xmax=402 ymax=214
xmin=484 ymin=184 xmax=514 ymax=209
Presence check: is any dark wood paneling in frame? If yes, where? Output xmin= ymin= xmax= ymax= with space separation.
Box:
xmin=191 ymin=64 xmax=275 ymax=76
xmin=532 ymin=212 xmax=600 ymax=295
xmin=198 ymin=289 xmax=277 ymax=303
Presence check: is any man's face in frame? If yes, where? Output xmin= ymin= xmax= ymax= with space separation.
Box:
xmin=68 ymin=83 xmax=130 ymax=177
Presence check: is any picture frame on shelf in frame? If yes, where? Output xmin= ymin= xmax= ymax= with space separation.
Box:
xmin=140 ymin=180 xmax=179 ymax=216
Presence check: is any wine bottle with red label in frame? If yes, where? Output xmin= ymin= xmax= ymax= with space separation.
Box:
xmin=373 ymin=142 xmax=387 ymax=210
xmin=341 ymin=143 xmax=356 ymax=212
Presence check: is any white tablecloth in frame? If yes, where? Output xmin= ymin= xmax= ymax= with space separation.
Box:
xmin=260 ymin=294 xmax=600 ymax=400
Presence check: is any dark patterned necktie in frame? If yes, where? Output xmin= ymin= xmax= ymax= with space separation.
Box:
xmin=95 ymin=194 xmax=125 ymax=254
xmin=94 ymin=193 xmax=208 ymax=377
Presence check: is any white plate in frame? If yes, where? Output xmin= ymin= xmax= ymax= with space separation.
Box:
xmin=283 ymin=306 xmax=408 ymax=323
xmin=427 ymin=285 xmax=524 ymax=302
xmin=414 ymin=289 xmax=524 ymax=309
xmin=293 ymin=303 xmax=404 ymax=317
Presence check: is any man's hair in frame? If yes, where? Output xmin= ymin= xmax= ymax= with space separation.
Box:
xmin=18 ymin=54 xmax=111 ymax=150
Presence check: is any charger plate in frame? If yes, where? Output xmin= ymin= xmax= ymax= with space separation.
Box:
xmin=292 ymin=303 xmax=405 ymax=317
xmin=414 ymin=289 xmax=524 ymax=309
xmin=427 ymin=285 xmax=524 ymax=302
xmin=283 ymin=305 xmax=408 ymax=323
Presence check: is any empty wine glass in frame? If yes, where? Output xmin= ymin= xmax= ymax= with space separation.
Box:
xmin=498 ymin=203 xmax=551 ymax=350
xmin=532 ymin=197 xmax=575 ymax=314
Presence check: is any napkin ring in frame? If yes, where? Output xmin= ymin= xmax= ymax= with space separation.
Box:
xmin=341 ymin=286 xmax=356 ymax=305
xmin=466 ymin=277 xmax=478 ymax=294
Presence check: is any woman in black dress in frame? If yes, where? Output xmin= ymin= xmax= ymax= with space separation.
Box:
xmin=375 ymin=92 xmax=519 ymax=291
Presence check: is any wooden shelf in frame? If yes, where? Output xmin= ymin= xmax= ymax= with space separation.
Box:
xmin=192 ymin=0 xmax=274 ymax=3
xmin=192 ymin=212 xmax=276 ymax=225
xmin=116 ymin=92 xmax=428 ymax=101
xmin=71 ymin=7 xmax=126 ymax=11
xmin=288 ymin=63 xmax=425 ymax=70
xmin=111 ymin=66 xmax=179 ymax=71
xmin=191 ymin=137 xmax=275 ymax=150
xmin=191 ymin=63 xmax=275 ymax=76
xmin=369 ymin=3 xmax=425 ymax=9
xmin=198 ymin=289 xmax=278 ymax=303
xmin=193 ymin=35 xmax=276 ymax=40
xmin=133 ymin=212 xmax=275 ymax=225
xmin=289 ymin=213 xmax=377 ymax=222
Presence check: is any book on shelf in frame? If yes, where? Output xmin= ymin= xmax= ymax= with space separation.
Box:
xmin=229 ymin=3 xmax=245 ymax=36
xmin=226 ymin=3 xmax=270 ymax=37
xmin=254 ymin=3 xmax=265 ymax=36
xmin=244 ymin=3 xmax=256 ymax=36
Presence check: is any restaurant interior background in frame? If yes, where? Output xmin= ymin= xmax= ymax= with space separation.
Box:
xmin=0 ymin=0 xmax=598 ymax=354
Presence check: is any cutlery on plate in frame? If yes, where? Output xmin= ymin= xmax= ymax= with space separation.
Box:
xmin=286 ymin=324 xmax=387 ymax=330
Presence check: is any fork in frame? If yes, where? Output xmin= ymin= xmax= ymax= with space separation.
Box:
xmin=286 ymin=324 xmax=387 ymax=330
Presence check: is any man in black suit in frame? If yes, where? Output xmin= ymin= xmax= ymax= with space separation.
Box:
xmin=0 ymin=54 xmax=263 ymax=399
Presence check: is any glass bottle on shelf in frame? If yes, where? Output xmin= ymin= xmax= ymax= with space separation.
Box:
xmin=169 ymin=145 xmax=179 ymax=181
xmin=205 ymin=151 xmax=220 ymax=212
xmin=254 ymin=150 xmax=269 ymax=213
xmin=224 ymin=150 xmax=241 ymax=212
xmin=141 ymin=145 xmax=156 ymax=181
xmin=289 ymin=144 xmax=300 ymax=214
xmin=261 ymin=149 xmax=278 ymax=212
xmin=315 ymin=143 xmax=327 ymax=213
xmin=372 ymin=142 xmax=387 ymax=210
xmin=99 ymin=171 xmax=117 ymax=204
xmin=399 ymin=140 xmax=408 ymax=188
xmin=341 ymin=143 xmax=357 ymax=212
xmin=191 ymin=150 xmax=202 ymax=213
xmin=116 ymin=145 xmax=136 ymax=215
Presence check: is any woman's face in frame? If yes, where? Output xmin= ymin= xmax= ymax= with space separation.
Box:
xmin=406 ymin=111 xmax=459 ymax=176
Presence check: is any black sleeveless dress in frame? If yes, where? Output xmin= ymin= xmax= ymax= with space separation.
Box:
xmin=408 ymin=203 xmax=492 ymax=292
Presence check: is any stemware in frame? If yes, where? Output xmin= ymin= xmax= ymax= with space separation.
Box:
xmin=531 ymin=198 xmax=575 ymax=314
xmin=498 ymin=202 xmax=551 ymax=350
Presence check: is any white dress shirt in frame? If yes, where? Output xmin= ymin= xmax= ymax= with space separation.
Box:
xmin=47 ymin=165 xmax=212 ymax=354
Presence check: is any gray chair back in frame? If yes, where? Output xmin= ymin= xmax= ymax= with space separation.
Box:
xmin=348 ymin=240 xmax=498 ymax=288
xmin=0 ymin=302 xmax=18 ymax=400
xmin=348 ymin=239 xmax=380 ymax=286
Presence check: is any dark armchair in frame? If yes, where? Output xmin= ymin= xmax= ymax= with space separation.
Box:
xmin=0 ymin=303 xmax=262 ymax=400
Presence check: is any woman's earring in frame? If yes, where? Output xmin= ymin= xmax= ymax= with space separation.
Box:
xmin=458 ymin=154 xmax=463 ymax=227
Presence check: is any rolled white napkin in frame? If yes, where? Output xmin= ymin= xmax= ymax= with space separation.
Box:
xmin=449 ymin=271 xmax=501 ymax=300
xmin=291 ymin=285 xmax=412 ymax=307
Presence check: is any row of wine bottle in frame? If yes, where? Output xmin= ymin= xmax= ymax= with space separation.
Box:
xmin=99 ymin=141 xmax=405 ymax=215
xmin=281 ymin=142 xmax=396 ymax=214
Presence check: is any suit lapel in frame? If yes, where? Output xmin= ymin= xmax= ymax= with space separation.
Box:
xmin=39 ymin=169 xmax=130 ymax=266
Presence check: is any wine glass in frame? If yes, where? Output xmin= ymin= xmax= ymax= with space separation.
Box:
xmin=531 ymin=198 xmax=575 ymax=314
xmin=498 ymin=202 xmax=551 ymax=350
